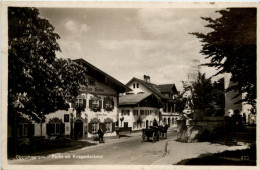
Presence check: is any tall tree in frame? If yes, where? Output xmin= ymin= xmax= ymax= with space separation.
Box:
xmin=191 ymin=8 xmax=256 ymax=108
xmin=8 ymin=7 xmax=87 ymax=124
xmin=8 ymin=7 xmax=61 ymax=123
xmin=191 ymin=72 xmax=214 ymax=118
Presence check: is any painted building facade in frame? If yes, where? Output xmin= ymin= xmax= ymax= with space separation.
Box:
xmin=12 ymin=58 xmax=130 ymax=140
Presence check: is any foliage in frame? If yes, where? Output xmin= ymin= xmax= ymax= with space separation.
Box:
xmin=8 ymin=7 xmax=87 ymax=123
xmin=183 ymin=72 xmax=224 ymax=118
xmin=191 ymin=8 xmax=256 ymax=108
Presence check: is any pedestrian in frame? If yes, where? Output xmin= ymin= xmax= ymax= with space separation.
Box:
xmin=98 ymin=126 xmax=104 ymax=143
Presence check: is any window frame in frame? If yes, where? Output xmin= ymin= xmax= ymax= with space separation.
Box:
xmin=133 ymin=110 xmax=138 ymax=116
xmin=17 ymin=123 xmax=29 ymax=137
xmin=92 ymin=123 xmax=99 ymax=133
xmin=88 ymin=78 xmax=95 ymax=86
xmin=106 ymin=123 xmax=112 ymax=132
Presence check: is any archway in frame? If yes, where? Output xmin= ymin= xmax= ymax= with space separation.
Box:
xmin=74 ymin=120 xmax=83 ymax=140
xmin=168 ymin=118 xmax=171 ymax=126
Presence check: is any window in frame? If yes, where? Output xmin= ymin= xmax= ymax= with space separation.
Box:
xmin=17 ymin=123 xmax=28 ymax=137
xmin=106 ymin=123 xmax=112 ymax=132
xmin=133 ymin=122 xmax=137 ymax=129
xmin=74 ymin=95 xmax=86 ymax=110
xmin=48 ymin=123 xmax=61 ymax=135
xmin=76 ymin=99 xmax=83 ymax=107
xmin=133 ymin=110 xmax=138 ymax=116
xmin=122 ymin=110 xmax=130 ymax=116
xmin=64 ymin=114 xmax=70 ymax=122
xmin=133 ymin=83 xmax=135 ymax=88
xmin=89 ymin=96 xmax=101 ymax=112
xmin=137 ymin=83 xmax=139 ymax=88
xmin=103 ymin=97 xmax=114 ymax=111
xmin=145 ymin=110 xmax=149 ymax=115
xmin=140 ymin=110 xmax=144 ymax=115
xmin=88 ymin=78 xmax=95 ymax=86
xmin=92 ymin=123 xmax=99 ymax=133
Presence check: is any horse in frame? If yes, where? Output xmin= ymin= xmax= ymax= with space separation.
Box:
xmin=158 ymin=124 xmax=169 ymax=139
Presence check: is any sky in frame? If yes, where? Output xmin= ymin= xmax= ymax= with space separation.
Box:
xmin=39 ymin=8 xmax=223 ymax=91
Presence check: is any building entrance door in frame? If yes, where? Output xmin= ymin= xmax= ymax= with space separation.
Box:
xmin=146 ymin=120 xmax=148 ymax=128
xmin=74 ymin=120 xmax=83 ymax=140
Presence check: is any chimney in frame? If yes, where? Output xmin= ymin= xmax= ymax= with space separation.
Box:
xmin=144 ymin=75 xmax=150 ymax=83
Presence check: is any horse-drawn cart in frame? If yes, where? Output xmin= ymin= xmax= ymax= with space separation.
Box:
xmin=142 ymin=126 xmax=160 ymax=142
xmin=142 ymin=125 xmax=169 ymax=142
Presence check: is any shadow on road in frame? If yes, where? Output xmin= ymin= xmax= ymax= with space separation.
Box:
xmin=8 ymin=140 xmax=97 ymax=160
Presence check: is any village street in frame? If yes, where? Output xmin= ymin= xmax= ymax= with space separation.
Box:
xmin=9 ymin=128 xmax=178 ymax=165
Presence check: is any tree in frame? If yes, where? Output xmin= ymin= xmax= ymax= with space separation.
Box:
xmin=191 ymin=72 xmax=214 ymax=119
xmin=191 ymin=8 xmax=256 ymax=108
xmin=8 ymin=7 xmax=88 ymax=124
xmin=8 ymin=7 xmax=61 ymax=123
xmin=182 ymin=72 xmax=224 ymax=119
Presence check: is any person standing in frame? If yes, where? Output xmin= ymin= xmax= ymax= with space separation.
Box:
xmin=98 ymin=126 xmax=104 ymax=143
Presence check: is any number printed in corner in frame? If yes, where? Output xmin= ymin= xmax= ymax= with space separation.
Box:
xmin=241 ymin=156 xmax=249 ymax=160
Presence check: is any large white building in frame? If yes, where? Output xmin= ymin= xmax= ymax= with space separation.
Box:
xmin=119 ymin=93 xmax=162 ymax=130
xmin=121 ymin=75 xmax=179 ymax=127
xmin=11 ymin=58 xmax=131 ymax=140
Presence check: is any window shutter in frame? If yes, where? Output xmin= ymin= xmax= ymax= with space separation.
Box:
xmin=46 ymin=124 xmax=51 ymax=135
xmin=83 ymin=99 xmax=87 ymax=109
xmin=99 ymin=100 xmax=102 ymax=111
xmin=100 ymin=123 xmax=106 ymax=132
xmin=60 ymin=123 xmax=65 ymax=134
xmin=103 ymin=99 xmax=106 ymax=109
xmin=71 ymin=102 xmax=75 ymax=109
xmin=112 ymin=99 xmax=114 ymax=109
xmin=88 ymin=123 xmax=92 ymax=133
xmin=31 ymin=124 xmax=35 ymax=137
xmin=112 ymin=122 xmax=115 ymax=132
xmin=89 ymin=99 xmax=93 ymax=110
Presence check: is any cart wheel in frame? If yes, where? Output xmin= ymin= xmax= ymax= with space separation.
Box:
xmin=142 ymin=134 xmax=145 ymax=142
xmin=152 ymin=132 xmax=156 ymax=143
xmin=157 ymin=133 xmax=160 ymax=141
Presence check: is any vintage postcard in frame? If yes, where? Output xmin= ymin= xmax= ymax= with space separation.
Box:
xmin=1 ymin=1 xmax=259 ymax=170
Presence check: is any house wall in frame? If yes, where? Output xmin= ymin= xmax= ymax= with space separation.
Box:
xmin=118 ymin=107 xmax=160 ymax=130
xmin=224 ymin=73 xmax=242 ymax=117
xmin=224 ymin=73 xmax=255 ymax=124
xmin=128 ymin=81 xmax=151 ymax=94
xmin=30 ymin=75 xmax=120 ymax=139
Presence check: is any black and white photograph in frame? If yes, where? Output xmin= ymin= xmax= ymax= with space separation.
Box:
xmin=1 ymin=1 xmax=258 ymax=169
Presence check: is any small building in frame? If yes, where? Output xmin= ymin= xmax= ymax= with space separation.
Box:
xmin=124 ymin=75 xmax=180 ymax=127
xmin=119 ymin=93 xmax=163 ymax=130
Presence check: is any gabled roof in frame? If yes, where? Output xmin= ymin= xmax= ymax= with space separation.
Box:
xmin=126 ymin=77 xmax=166 ymax=99
xmin=157 ymin=84 xmax=177 ymax=93
xmin=119 ymin=93 xmax=152 ymax=106
xmin=73 ymin=58 xmax=131 ymax=93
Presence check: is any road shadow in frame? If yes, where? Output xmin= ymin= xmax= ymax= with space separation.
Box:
xmin=8 ymin=140 xmax=97 ymax=160
xmin=174 ymin=143 xmax=256 ymax=165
